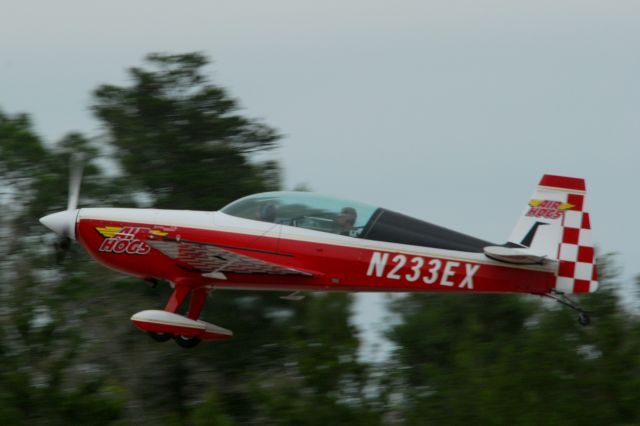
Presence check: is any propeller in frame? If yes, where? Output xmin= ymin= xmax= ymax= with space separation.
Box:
xmin=67 ymin=152 xmax=84 ymax=211
xmin=40 ymin=153 xmax=84 ymax=263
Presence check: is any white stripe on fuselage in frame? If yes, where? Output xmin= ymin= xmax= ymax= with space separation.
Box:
xmin=78 ymin=208 xmax=555 ymax=273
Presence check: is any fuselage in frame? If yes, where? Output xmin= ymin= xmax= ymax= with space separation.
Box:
xmin=75 ymin=207 xmax=556 ymax=294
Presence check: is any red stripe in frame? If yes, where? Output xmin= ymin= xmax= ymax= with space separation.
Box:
xmin=539 ymin=175 xmax=586 ymax=191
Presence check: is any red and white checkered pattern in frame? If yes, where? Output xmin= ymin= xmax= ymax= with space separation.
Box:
xmin=555 ymin=193 xmax=598 ymax=293
xmin=148 ymin=239 xmax=312 ymax=277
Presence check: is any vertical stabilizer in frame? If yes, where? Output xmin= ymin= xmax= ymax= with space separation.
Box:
xmin=508 ymin=175 xmax=598 ymax=294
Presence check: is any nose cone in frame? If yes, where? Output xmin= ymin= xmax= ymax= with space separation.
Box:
xmin=39 ymin=209 xmax=79 ymax=240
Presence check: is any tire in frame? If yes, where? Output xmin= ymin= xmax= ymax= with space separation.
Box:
xmin=578 ymin=313 xmax=591 ymax=326
xmin=174 ymin=335 xmax=201 ymax=348
xmin=148 ymin=331 xmax=173 ymax=342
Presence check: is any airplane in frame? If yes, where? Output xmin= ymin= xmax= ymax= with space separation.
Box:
xmin=40 ymin=170 xmax=598 ymax=348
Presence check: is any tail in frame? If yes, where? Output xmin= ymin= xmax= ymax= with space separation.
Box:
xmin=508 ymin=174 xmax=598 ymax=294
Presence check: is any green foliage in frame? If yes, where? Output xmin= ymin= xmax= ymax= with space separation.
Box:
xmin=92 ymin=52 xmax=281 ymax=210
xmin=0 ymin=111 xmax=47 ymax=179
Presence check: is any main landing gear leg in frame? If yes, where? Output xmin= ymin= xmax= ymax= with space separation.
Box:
xmin=186 ymin=287 xmax=209 ymax=320
xmin=543 ymin=291 xmax=592 ymax=326
xmin=148 ymin=285 xmax=193 ymax=345
xmin=172 ymin=287 xmax=210 ymax=349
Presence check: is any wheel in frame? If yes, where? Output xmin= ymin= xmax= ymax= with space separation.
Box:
xmin=174 ymin=335 xmax=201 ymax=348
xmin=578 ymin=313 xmax=591 ymax=326
xmin=148 ymin=331 xmax=172 ymax=342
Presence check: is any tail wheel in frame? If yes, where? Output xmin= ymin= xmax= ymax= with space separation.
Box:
xmin=578 ymin=313 xmax=591 ymax=326
xmin=148 ymin=331 xmax=172 ymax=342
xmin=174 ymin=335 xmax=201 ymax=348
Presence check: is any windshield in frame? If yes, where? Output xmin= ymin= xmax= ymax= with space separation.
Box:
xmin=221 ymin=191 xmax=378 ymax=237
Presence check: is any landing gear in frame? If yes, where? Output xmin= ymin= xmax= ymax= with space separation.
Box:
xmin=132 ymin=284 xmax=231 ymax=347
xmin=544 ymin=291 xmax=592 ymax=327
xmin=167 ymin=286 xmax=208 ymax=348
xmin=148 ymin=331 xmax=172 ymax=342
xmin=578 ymin=312 xmax=591 ymax=326
xmin=174 ymin=335 xmax=201 ymax=348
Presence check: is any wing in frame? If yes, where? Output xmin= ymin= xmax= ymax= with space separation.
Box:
xmin=147 ymin=238 xmax=312 ymax=277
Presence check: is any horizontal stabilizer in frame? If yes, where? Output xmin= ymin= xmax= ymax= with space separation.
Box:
xmin=483 ymin=245 xmax=550 ymax=265
xmin=131 ymin=310 xmax=232 ymax=341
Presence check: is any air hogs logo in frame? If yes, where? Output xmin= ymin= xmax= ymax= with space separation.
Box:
xmin=526 ymin=200 xmax=574 ymax=220
xmin=96 ymin=226 xmax=154 ymax=255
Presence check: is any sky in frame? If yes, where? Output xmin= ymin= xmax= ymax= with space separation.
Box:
xmin=2 ymin=0 xmax=639 ymax=358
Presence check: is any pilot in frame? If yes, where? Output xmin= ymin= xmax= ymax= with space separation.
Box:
xmin=256 ymin=203 xmax=277 ymax=222
xmin=336 ymin=207 xmax=357 ymax=236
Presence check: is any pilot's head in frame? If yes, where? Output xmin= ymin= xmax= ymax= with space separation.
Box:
xmin=336 ymin=207 xmax=357 ymax=231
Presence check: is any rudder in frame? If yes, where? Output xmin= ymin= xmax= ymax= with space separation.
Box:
xmin=508 ymin=174 xmax=598 ymax=294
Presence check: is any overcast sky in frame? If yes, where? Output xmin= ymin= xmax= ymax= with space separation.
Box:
xmin=2 ymin=1 xmax=638 ymax=354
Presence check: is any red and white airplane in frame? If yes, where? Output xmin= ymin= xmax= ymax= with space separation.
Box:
xmin=40 ymin=173 xmax=597 ymax=348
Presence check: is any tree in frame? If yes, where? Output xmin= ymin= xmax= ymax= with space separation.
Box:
xmin=383 ymin=253 xmax=640 ymax=425
xmin=0 ymin=110 xmax=126 ymax=425
xmin=92 ymin=52 xmax=281 ymax=209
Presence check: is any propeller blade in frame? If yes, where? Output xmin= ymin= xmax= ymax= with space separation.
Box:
xmin=54 ymin=236 xmax=71 ymax=264
xmin=67 ymin=153 xmax=84 ymax=211
xmin=41 ymin=153 xmax=86 ymax=264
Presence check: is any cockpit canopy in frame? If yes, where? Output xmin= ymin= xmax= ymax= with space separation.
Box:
xmin=221 ymin=191 xmax=377 ymax=237
xmin=221 ymin=191 xmax=494 ymax=252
